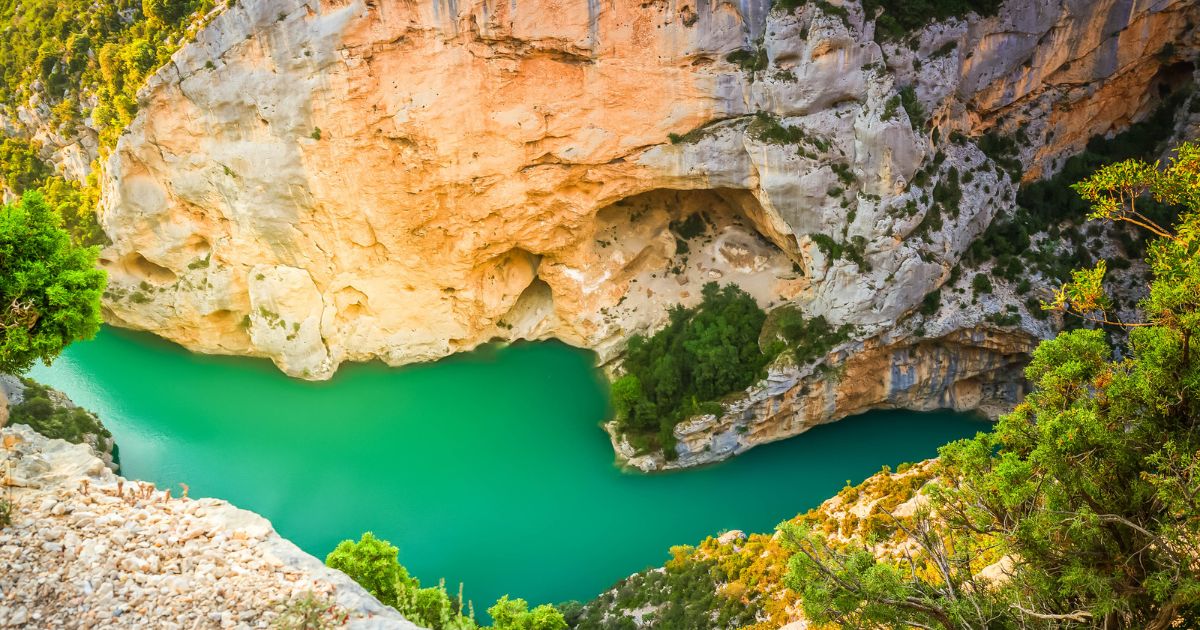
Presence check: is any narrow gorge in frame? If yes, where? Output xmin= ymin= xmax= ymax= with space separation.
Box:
xmin=71 ymin=0 xmax=1197 ymax=467
xmin=2 ymin=0 xmax=1200 ymax=627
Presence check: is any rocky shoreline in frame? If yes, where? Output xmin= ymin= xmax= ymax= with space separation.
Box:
xmin=0 ymin=424 xmax=421 ymax=629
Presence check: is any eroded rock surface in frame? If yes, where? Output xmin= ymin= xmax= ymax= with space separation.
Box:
xmin=0 ymin=424 xmax=420 ymax=629
xmin=97 ymin=0 xmax=1197 ymax=380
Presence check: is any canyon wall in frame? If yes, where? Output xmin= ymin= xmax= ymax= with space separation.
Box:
xmin=80 ymin=0 xmax=1198 ymax=465
xmin=97 ymin=0 xmax=1196 ymax=378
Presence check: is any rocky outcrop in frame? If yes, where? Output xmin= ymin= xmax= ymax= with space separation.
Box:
xmin=0 ymin=375 xmax=118 ymax=472
xmin=94 ymin=0 xmax=1197 ymax=381
xmin=0 ymin=424 xmax=421 ymax=629
xmin=617 ymin=324 xmax=1036 ymax=471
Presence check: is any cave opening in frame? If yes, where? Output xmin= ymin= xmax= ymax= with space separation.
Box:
xmin=589 ymin=187 xmax=807 ymax=331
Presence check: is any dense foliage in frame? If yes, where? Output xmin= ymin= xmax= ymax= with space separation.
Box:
xmin=325 ymin=532 xmax=566 ymax=630
xmin=569 ymin=546 xmax=761 ymax=629
xmin=0 ymin=191 xmax=105 ymax=374
xmin=611 ymin=283 xmax=769 ymax=456
xmin=0 ymin=0 xmax=217 ymax=243
xmin=0 ymin=136 xmax=103 ymax=244
xmin=965 ymin=89 xmax=1188 ymax=283
xmin=8 ymin=378 xmax=110 ymax=446
xmin=864 ymin=0 xmax=1002 ymax=40
xmin=781 ymin=143 xmax=1200 ymax=629
xmin=488 ymin=597 xmax=567 ymax=630
xmin=0 ymin=0 xmax=214 ymax=145
xmin=612 ymin=285 xmax=858 ymax=457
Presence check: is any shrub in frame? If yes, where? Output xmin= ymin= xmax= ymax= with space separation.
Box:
xmin=669 ymin=213 xmax=707 ymax=239
xmin=898 ymin=85 xmax=925 ymax=127
xmin=919 ymin=289 xmax=941 ymax=316
xmin=865 ymin=0 xmax=1002 ymax=41
xmin=325 ymin=532 xmax=411 ymax=608
xmin=971 ymin=272 xmax=993 ymax=295
xmin=614 ymin=284 xmax=770 ymax=454
xmin=9 ymin=379 xmax=110 ymax=445
xmin=966 ymin=89 xmax=1188 ymax=280
xmin=765 ymin=305 xmax=855 ymax=365
xmin=726 ymin=48 xmax=767 ymax=73
xmin=489 ymin=596 xmax=567 ymax=630
xmin=747 ymin=112 xmax=806 ymax=144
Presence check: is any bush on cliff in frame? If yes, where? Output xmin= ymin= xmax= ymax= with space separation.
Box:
xmin=964 ymin=89 xmax=1188 ymax=280
xmin=781 ymin=142 xmax=1200 ymax=628
xmin=0 ymin=0 xmax=215 ymax=146
xmin=864 ymin=0 xmax=1002 ymax=40
xmin=325 ymin=532 xmax=566 ymax=630
xmin=8 ymin=379 xmax=110 ymax=446
xmin=612 ymin=283 xmax=769 ymax=457
xmin=0 ymin=191 xmax=105 ymax=375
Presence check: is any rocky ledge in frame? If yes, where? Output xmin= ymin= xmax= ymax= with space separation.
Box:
xmin=0 ymin=424 xmax=421 ymax=629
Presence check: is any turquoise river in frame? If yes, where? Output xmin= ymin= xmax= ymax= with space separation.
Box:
xmin=31 ymin=327 xmax=986 ymax=614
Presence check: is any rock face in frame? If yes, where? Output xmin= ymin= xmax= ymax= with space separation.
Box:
xmin=617 ymin=324 xmax=1037 ymax=471
xmin=0 ymin=424 xmax=421 ymax=629
xmin=96 ymin=0 xmax=1198 ymax=381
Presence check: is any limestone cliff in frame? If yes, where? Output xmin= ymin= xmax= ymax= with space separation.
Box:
xmin=95 ymin=0 xmax=1195 ymax=376
xmin=74 ymin=0 xmax=1198 ymax=467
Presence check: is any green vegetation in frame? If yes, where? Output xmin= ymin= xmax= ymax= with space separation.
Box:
xmin=569 ymin=548 xmax=760 ymax=629
xmin=970 ymin=271 xmax=992 ymax=294
xmin=613 ymin=285 xmax=859 ymax=456
xmin=761 ymin=305 xmax=855 ymax=366
xmin=863 ymin=0 xmax=1002 ymax=41
xmin=898 ymin=86 xmax=925 ymax=127
xmin=965 ymin=90 xmax=1188 ymax=282
xmin=809 ymin=233 xmax=871 ymax=271
xmin=780 ymin=142 xmax=1200 ymax=628
xmin=746 ymin=112 xmax=806 ymax=145
xmin=0 ymin=191 xmax=105 ymax=375
xmin=325 ymin=532 xmax=566 ymax=630
xmin=918 ymin=289 xmax=941 ymax=316
xmin=612 ymin=283 xmax=770 ymax=456
xmin=0 ymin=0 xmax=219 ymax=243
xmin=725 ymin=47 xmax=767 ymax=73
xmin=0 ymin=136 xmax=102 ymax=244
xmin=488 ymin=597 xmax=567 ymax=630
xmin=0 ymin=0 xmax=217 ymax=145
xmin=8 ymin=378 xmax=110 ymax=446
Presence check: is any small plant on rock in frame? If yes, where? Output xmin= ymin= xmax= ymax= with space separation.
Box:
xmin=272 ymin=592 xmax=347 ymax=630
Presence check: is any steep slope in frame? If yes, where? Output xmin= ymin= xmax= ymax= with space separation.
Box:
xmin=0 ymin=424 xmax=419 ymax=629
xmin=4 ymin=0 xmax=1179 ymax=467
xmin=95 ymin=0 xmax=1194 ymax=377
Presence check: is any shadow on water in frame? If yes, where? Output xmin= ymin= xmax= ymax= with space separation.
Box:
xmin=31 ymin=326 xmax=990 ymax=611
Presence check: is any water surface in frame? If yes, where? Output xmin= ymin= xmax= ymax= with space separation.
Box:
xmin=31 ymin=327 xmax=986 ymax=612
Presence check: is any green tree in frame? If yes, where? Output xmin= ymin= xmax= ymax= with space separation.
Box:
xmin=0 ymin=191 xmax=105 ymax=374
xmin=613 ymin=283 xmax=771 ymax=455
xmin=142 ymin=0 xmax=197 ymax=24
xmin=781 ymin=143 xmax=1200 ymax=628
xmin=487 ymin=596 xmax=567 ymax=630
xmin=325 ymin=532 xmax=413 ymax=608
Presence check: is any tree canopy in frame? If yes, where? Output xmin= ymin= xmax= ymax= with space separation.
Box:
xmin=781 ymin=142 xmax=1200 ymax=628
xmin=611 ymin=283 xmax=770 ymax=456
xmin=0 ymin=191 xmax=105 ymax=374
xmin=325 ymin=531 xmax=565 ymax=630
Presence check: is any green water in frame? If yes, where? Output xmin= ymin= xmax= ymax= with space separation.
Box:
xmin=30 ymin=327 xmax=986 ymax=613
